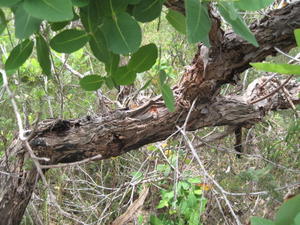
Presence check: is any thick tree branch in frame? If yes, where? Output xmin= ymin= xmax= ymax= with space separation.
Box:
xmin=1 ymin=3 xmax=300 ymax=224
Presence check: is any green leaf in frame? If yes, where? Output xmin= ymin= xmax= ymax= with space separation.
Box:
xmin=80 ymin=1 xmax=103 ymax=32
xmin=275 ymin=195 xmax=300 ymax=225
xmin=187 ymin=177 xmax=201 ymax=184
xmin=105 ymin=54 xmax=120 ymax=75
xmin=101 ymin=12 xmax=141 ymax=54
xmin=98 ymin=0 xmax=129 ymax=17
xmin=161 ymin=84 xmax=175 ymax=112
xmin=294 ymin=29 xmax=300 ymax=47
xmin=132 ymin=0 xmax=163 ymax=23
xmin=112 ymin=66 xmax=136 ymax=85
xmin=79 ymin=75 xmax=104 ymax=91
xmin=0 ymin=9 xmax=6 ymax=35
xmin=5 ymin=39 xmax=34 ymax=74
xmin=295 ymin=213 xmax=300 ymax=225
xmin=0 ymin=0 xmax=21 ymax=7
xmin=89 ymin=29 xmax=114 ymax=64
xmin=251 ymin=63 xmax=300 ymax=75
xmin=218 ymin=2 xmax=258 ymax=47
xmin=50 ymin=21 xmax=70 ymax=31
xmin=185 ymin=0 xmax=211 ymax=45
xmin=72 ymin=0 xmax=89 ymax=7
xmin=15 ymin=4 xmax=42 ymax=39
xmin=36 ymin=35 xmax=51 ymax=76
xmin=23 ymin=0 xmax=73 ymax=22
xmin=159 ymin=69 xmax=167 ymax=85
xmin=128 ymin=43 xmax=158 ymax=73
xmin=251 ymin=217 xmax=275 ymax=225
xmin=50 ymin=29 xmax=90 ymax=53
xmin=150 ymin=215 xmax=164 ymax=225
xmin=128 ymin=0 xmax=141 ymax=4
xmin=166 ymin=9 xmax=186 ymax=34
xmin=234 ymin=0 xmax=274 ymax=11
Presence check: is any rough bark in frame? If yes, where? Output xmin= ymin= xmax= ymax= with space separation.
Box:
xmin=1 ymin=2 xmax=300 ymax=224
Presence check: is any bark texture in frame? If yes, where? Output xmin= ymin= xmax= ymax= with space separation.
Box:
xmin=1 ymin=2 xmax=300 ymax=224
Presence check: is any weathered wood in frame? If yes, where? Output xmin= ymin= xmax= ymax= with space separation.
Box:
xmin=1 ymin=2 xmax=300 ymax=224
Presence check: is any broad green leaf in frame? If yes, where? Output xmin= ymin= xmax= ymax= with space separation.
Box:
xmin=105 ymin=54 xmax=120 ymax=75
xmin=0 ymin=0 xmax=21 ymax=7
xmin=251 ymin=217 xmax=275 ymax=225
xmin=234 ymin=0 xmax=274 ymax=11
xmin=295 ymin=213 xmax=300 ymax=225
xmin=218 ymin=2 xmax=258 ymax=47
xmin=275 ymin=195 xmax=300 ymax=225
xmin=112 ymin=66 xmax=136 ymax=85
xmin=294 ymin=29 xmax=300 ymax=47
xmin=5 ymin=39 xmax=34 ymax=74
xmin=72 ymin=0 xmax=89 ymax=7
xmin=50 ymin=29 xmax=90 ymax=53
xmin=159 ymin=69 xmax=167 ymax=85
xmin=185 ymin=0 xmax=211 ymax=45
xmin=36 ymin=35 xmax=51 ymax=76
xmin=50 ymin=21 xmax=70 ymax=31
xmin=102 ymin=12 xmax=141 ymax=54
xmin=80 ymin=75 xmax=104 ymax=91
xmin=150 ymin=215 xmax=164 ymax=225
xmin=128 ymin=43 xmax=158 ymax=73
xmin=166 ymin=9 xmax=186 ymax=34
xmin=80 ymin=1 xmax=103 ymax=32
xmin=0 ymin=9 xmax=6 ymax=35
xmin=161 ymin=84 xmax=175 ymax=112
xmin=132 ymin=0 xmax=164 ymax=23
xmin=98 ymin=0 xmax=129 ymax=17
xmin=23 ymin=0 xmax=73 ymax=22
xmin=15 ymin=4 xmax=42 ymax=39
xmin=105 ymin=76 xmax=115 ymax=89
xmin=128 ymin=0 xmax=141 ymax=4
xmin=89 ymin=28 xmax=114 ymax=64
xmin=251 ymin=63 xmax=300 ymax=75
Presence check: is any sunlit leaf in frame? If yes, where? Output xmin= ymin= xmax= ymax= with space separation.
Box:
xmin=185 ymin=0 xmax=211 ymax=46
xmin=15 ymin=4 xmax=42 ymax=39
xmin=112 ymin=66 xmax=136 ymax=85
xmin=36 ymin=35 xmax=51 ymax=76
xmin=132 ymin=0 xmax=164 ymax=23
xmin=250 ymin=217 xmax=274 ymax=225
xmin=294 ymin=213 xmax=300 ymax=225
xmin=161 ymin=84 xmax=175 ymax=112
xmin=23 ymin=0 xmax=73 ymax=22
xmin=5 ymin=39 xmax=34 ymax=74
xmin=80 ymin=75 xmax=105 ymax=91
xmin=234 ymin=0 xmax=274 ymax=11
xmin=294 ymin=29 xmax=300 ymax=47
xmin=251 ymin=63 xmax=300 ymax=75
xmin=275 ymin=194 xmax=300 ymax=225
xmin=101 ymin=12 xmax=141 ymax=54
xmin=218 ymin=2 xmax=259 ymax=47
xmin=50 ymin=29 xmax=90 ymax=53
xmin=128 ymin=43 xmax=158 ymax=72
xmin=159 ymin=69 xmax=167 ymax=85
xmin=166 ymin=9 xmax=186 ymax=34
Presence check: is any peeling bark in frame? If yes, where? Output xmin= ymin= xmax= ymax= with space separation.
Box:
xmin=1 ymin=2 xmax=300 ymax=224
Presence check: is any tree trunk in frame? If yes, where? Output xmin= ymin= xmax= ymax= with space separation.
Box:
xmin=1 ymin=2 xmax=300 ymax=224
